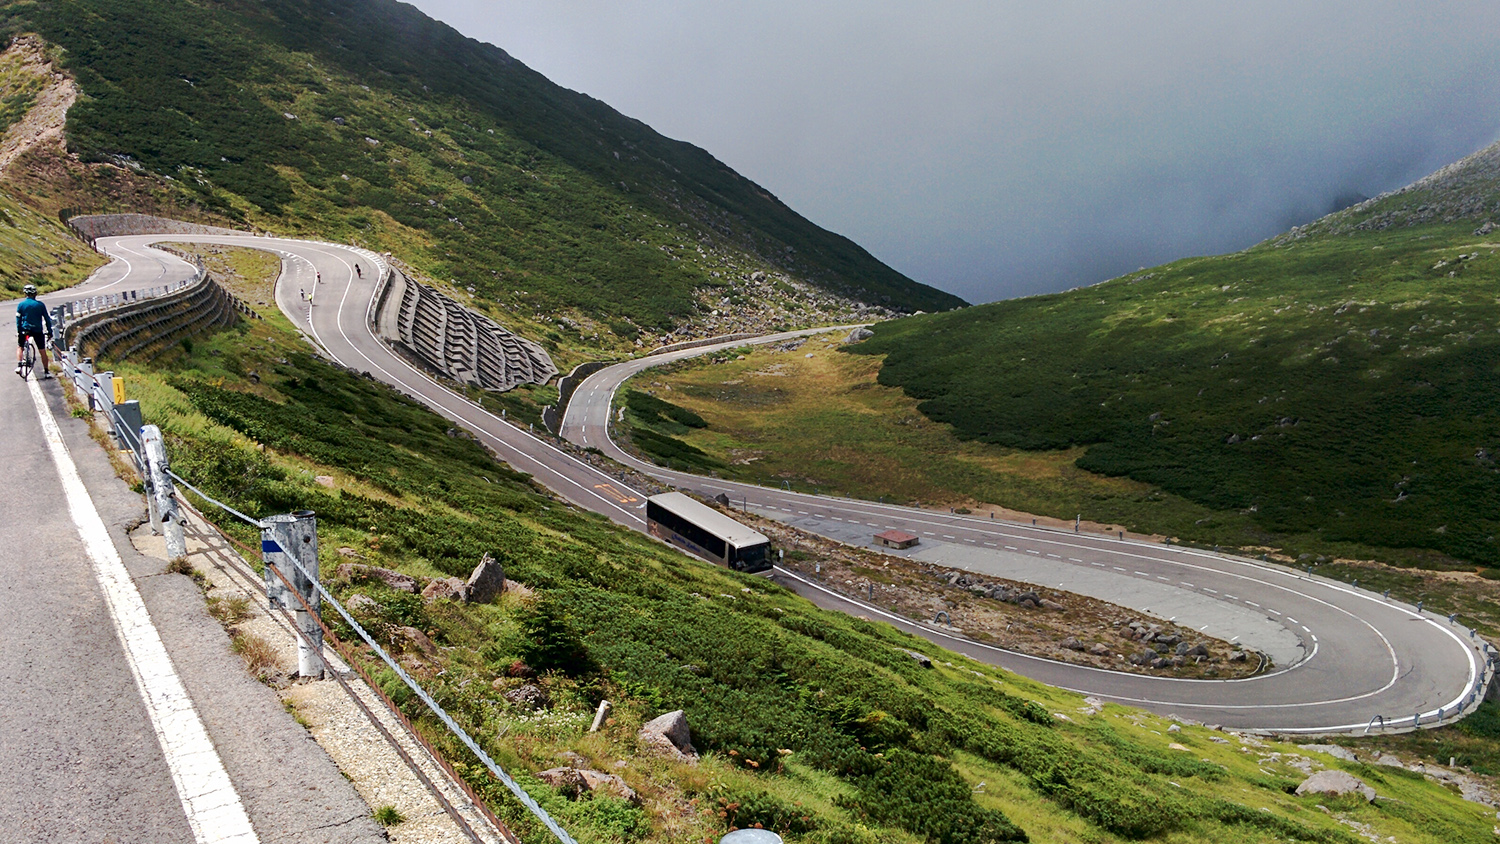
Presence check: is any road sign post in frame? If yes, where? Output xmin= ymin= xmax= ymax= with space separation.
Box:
xmin=261 ymin=511 xmax=323 ymax=678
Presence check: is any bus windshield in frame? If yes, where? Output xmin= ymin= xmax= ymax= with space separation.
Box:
xmin=733 ymin=542 xmax=771 ymax=573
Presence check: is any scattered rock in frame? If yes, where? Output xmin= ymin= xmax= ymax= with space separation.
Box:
xmin=336 ymin=546 xmax=362 ymax=559
xmin=465 ymin=552 xmax=506 ymax=604
xmin=345 ymin=594 xmax=381 ymax=615
xmin=396 ymin=626 xmax=437 ymax=658
xmin=504 ymin=580 xmax=535 ymax=599
xmin=536 ymin=767 xmax=588 ymax=798
xmin=422 ymin=577 xmax=467 ymax=603
xmin=577 ymin=769 xmax=640 ymax=804
xmin=639 ymin=710 xmax=698 ymax=762
xmin=1295 ymin=770 xmax=1376 ymax=802
xmin=1185 ymin=643 xmax=1210 ymax=657
xmin=1060 ymin=637 xmax=1087 ymax=651
xmin=1038 ymin=598 xmax=1067 ymax=612
xmin=1167 ymin=724 xmax=1181 ymax=734
xmin=503 ymin=684 xmax=547 ymax=710
xmin=1299 ymin=744 xmax=1357 ymax=762
xmin=314 ymin=475 xmax=335 ymax=488
xmin=1376 ymin=755 xmax=1405 ymax=769
xmin=337 ymin=563 xmax=419 ymax=594
xmin=1088 ymin=643 xmax=1112 ymax=656
xmin=1151 ymin=657 xmax=1173 ymax=669
xmin=1476 ymin=221 xmax=1495 ymax=236
xmin=1229 ymin=650 xmax=1249 ymax=663
xmin=900 ymin=649 xmax=934 ymax=668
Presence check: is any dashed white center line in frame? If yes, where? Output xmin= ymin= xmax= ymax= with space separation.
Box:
xmin=1245 ymin=601 xmax=1261 ymax=608
xmin=1203 ymin=588 xmax=1218 ymax=594
xmin=1027 ymin=549 xmax=1041 ymax=555
xmin=1134 ymin=570 xmax=1151 ymax=576
xmin=923 ymin=532 xmax=936 ymax=536
xmin=1156 ymin=576 xmax=1170 ymax=581
xmin=1004 ymin=545 xmax=1018 ymax=551
xmin=1068 ymin=558 xmax=1083 ymax=563
xmin=866 ymin=522 xmax=879 ymax=527
xmin=1287 ymin=617 xmax=1298 ymax=624
xmin=831 ymin=516 xmax=843 ymax=521
xmin=942 ymin=534 xmax=956 ymax=539
xmin=983 ymin=542 xmax=996 ymax=547
xmin=1112 ymin=566 xmax=1126 ymax=572
xmin=797 ymin=510 xmax=808 ymax=515
xmin=1267 ymin=609 xmax=1281 ymax=615
xmin=1092 ymin=562 xmax=1105 ymax=567
xmin=1179 ymin=582 xmax=1195 ymax=588
xmin=1046 ymin=553 xmax=1060 ymax=558
xmin=1224 ymin=594 xmax=1240 ymax=600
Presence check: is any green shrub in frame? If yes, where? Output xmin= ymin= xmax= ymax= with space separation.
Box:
xmin=715 ymin=790 xmax=818 ymax=836
xmin=516 ymin=595 xmax=597 ymax=676
xmin=838 ymin=749 xmax=1027 ymax=844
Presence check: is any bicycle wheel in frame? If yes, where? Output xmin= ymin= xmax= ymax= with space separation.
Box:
xmin=19 ymin=338 xmax=35 ymax=381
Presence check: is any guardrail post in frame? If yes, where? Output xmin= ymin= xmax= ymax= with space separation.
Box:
xmin=262 ymin=511 xmax=323 ymax=678
xmin=141 ymin=425 xmax=186 ymax=560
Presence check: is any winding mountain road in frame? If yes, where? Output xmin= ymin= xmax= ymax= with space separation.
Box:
xmin=74 ymin=233 xmax=1493 ymax=734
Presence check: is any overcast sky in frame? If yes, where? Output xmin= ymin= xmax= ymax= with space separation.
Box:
xmin=406 ymin=1 xmax=1500 ymax=303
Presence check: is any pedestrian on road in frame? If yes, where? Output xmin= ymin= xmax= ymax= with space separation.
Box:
xmin=316 ymin=271 xmax=322 ymax=284
xmin=355 ymin=263 xmax=362 ymax=278
xmin=14 ymin=283 xmax=52 ymax=378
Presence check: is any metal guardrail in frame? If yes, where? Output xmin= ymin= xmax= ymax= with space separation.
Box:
xmin=47 ymin=337 xmax=573 ymax=844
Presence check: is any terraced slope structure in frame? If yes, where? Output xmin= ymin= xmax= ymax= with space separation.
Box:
xmin=375 ymin=267 xmax=557 ymax=391
xmin=0 ymin=0 xmax=962 ymax=356
xmin=847 ymin=135 xmax=1500 ymax=573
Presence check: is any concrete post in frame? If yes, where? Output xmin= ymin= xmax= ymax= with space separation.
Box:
xmin=262 ymin=511 xmax=323 ymax=678
xmin=141 ymin=426 xmax=186 ymax=560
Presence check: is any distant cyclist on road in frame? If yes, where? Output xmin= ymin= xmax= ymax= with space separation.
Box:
xmin=15 ymin=283 xmax=52 ymax=379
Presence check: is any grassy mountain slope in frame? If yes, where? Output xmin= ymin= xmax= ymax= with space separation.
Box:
xmin=854 ymin=137 xmax=1500 ymax=569
xmin=0 ymin=0 xmax=961 ymax=344
xmin=110 ymin=245 xmax=1495 ymax=844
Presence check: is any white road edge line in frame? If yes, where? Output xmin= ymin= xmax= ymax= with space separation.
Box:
xmin=28 ymin=378 xmax=259 ymax=844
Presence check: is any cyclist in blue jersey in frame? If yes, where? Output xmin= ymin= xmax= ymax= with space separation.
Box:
xmin=15 ymin=283 xmax=52 ymax=379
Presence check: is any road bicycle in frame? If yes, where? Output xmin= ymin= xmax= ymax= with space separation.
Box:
xmin=16 ymin=334 xmax=36 ymax=381
xmin=16 ymin=334 xmax=48 ymax=381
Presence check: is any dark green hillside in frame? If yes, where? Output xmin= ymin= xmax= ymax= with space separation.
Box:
xmin=0 ymin=0 xmax=961 ymax=330
xmin=855 ymin=139 xmax=1500 ymax=568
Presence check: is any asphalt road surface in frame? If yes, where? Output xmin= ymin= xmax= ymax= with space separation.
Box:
xmin=82 ymin=234 xmax=1492 ymax=734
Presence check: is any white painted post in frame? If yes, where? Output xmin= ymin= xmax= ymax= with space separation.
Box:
xmin=589 ymin=700 xmax=611 ymax=732
xmin=141 ymin=425 xmax=186 ymax=560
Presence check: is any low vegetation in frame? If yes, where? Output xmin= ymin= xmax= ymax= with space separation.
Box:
xmin=854 ymin=216 xmax=1500 ymax=572
xmin=90 ymin=248 xmax=1497 ymax=844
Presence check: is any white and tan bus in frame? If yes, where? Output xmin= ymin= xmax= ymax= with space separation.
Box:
xmin=645 ymin=492 xmax=772 ymax=573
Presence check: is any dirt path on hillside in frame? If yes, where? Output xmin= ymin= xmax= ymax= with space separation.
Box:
xmin=0 ymin=35 xmax=78 ymax=177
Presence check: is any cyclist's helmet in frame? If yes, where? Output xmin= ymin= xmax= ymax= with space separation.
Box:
xmin=22 ymin=283 xmax=36 ymax=296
